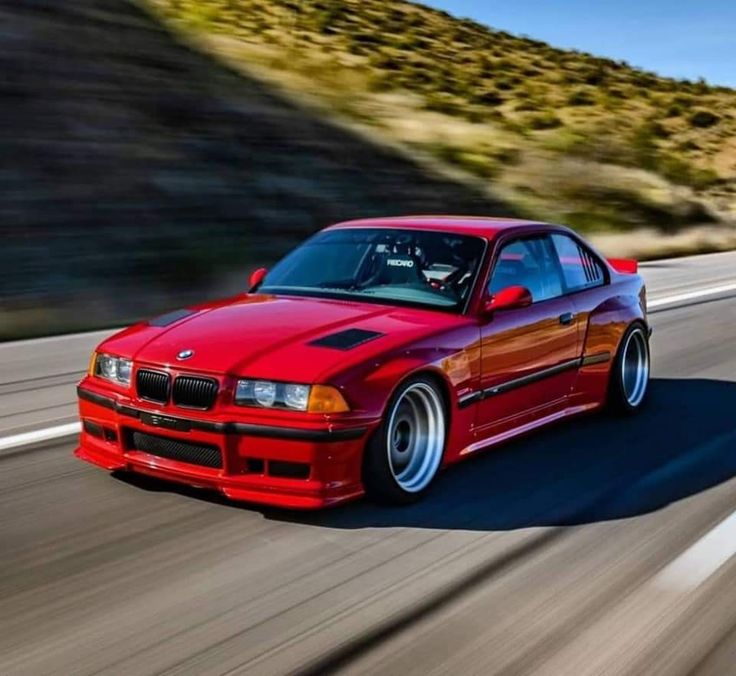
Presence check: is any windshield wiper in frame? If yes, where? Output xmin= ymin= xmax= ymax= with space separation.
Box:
xmin=316 ymin=281 xmax=359 ymax=291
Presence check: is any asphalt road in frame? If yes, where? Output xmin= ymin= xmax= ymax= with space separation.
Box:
xmin=1 ymin=251 xmax=736 ymax=675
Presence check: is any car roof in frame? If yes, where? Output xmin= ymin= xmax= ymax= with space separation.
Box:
xmin=327 ymin=215 xmax=553 ymax=240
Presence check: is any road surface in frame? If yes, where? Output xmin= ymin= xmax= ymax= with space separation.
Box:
xmin=1 ymin=251 xmax=736 ymax=675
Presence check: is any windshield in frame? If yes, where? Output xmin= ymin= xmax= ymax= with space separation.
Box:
xmin=259 ymin=228 xmax=486 ymax=312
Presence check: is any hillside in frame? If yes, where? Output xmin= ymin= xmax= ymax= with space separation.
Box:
xmin=0 ymin=1 xmax=507 ymax=340
xmin=3 ymin=1 xmax=735 ymax=339
xmin=150 ymin=0 xmax=736 ymax=232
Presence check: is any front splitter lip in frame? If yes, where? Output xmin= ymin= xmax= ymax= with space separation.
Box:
xmin=74 ymin=444 xmax=365 ymax=510
xmin=77 ymin=386 xmax=370 ymax=441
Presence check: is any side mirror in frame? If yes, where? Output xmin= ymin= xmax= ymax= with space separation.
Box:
xmin=248 ymin=267 xmax=268 ymax=292
xmin=482 ymin=285 xmax=532 ymax=315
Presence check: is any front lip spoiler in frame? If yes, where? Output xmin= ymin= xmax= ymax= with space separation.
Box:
xmin=77 ymin=387 xmax=367 ymax=441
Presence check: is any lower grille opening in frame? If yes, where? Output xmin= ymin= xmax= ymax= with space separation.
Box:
xmin=124 ymin=429 xmax=222 ymax=469
xmin=83 ymin=420 xmax=104 ymax=439
xmin=246 ymin=458 xmax=265 ymax=474
xmin=268 ymin=460 xmax=310 ymax=480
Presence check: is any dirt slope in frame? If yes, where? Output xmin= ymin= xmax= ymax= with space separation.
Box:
xmin=0 ymin=1 xmax=507 ymax=339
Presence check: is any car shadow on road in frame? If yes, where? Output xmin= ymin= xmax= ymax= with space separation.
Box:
xmin=117 ymin=378 xmax=736 ymax=532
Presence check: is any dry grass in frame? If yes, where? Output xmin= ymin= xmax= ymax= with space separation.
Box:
xmin=148 ymin=0 xmax=736 ymax=231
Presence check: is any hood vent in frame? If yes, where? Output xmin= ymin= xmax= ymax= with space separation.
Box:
xmin=309 ymin=329 xmax=383 ymax=351
xmin=149 ymin=308 xmax=195 ymax=327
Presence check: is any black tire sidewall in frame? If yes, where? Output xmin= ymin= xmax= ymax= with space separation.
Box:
xmin=609 ymin=322 xmax=650 ymax=415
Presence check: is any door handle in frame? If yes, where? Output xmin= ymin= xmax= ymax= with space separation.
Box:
xmin=559 ymin=312 xmax=575 ymax=325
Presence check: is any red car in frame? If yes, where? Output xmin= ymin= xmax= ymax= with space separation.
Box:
xmin=76 ymin=217 xmax=650 ymax=509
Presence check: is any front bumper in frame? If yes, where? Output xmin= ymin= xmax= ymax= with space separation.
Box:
xmin=76 ymin=383 xmax=376 ymax=509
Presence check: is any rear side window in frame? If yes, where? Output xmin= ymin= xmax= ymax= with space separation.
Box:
xmin=488 ymin=236 xmax=563 ymax=303
xmin=551 ymin=234 xmax=605 ymax=292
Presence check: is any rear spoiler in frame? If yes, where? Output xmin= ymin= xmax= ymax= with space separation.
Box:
xmin=607 ymin=258 xmax=638 ymax=274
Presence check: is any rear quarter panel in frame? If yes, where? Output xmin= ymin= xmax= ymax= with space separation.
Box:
xmin=569 ymin=270 xmax=647 ymax=406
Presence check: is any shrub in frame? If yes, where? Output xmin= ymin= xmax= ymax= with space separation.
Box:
xmin=567 ymin=88 xmax=596 ymax=106
xmin=423 ymin=93 xmax=462 ymax=115
xmin=689 ymin=110 xmax=720 ymax=128
xmin=562 ymin=70 xmax=585 ymax=85
xmin=629 ymin=72 xmax=658 ymax=89
xmin=494 ymin=76 xmax=519 ymax=91
xmin=527 ymin=112 xmax=562 ymax=130
xmin=515 ymin=99 xmax=541 ymax=112
xmin=367 ymin=72 xmax=400 ymax=92
xmin=673 ymin=94 xmax=694 ymax=106
xmin=472 ymin=88 xmax=504 ymax=106
xmin=463 ymin=107 xmax=490 ymax=123
xmin=657 ymin=154 xmax=696 ymax=186
xmin=315 ymin=5 xmax=345 ymax=34
xmin=522 ymin=65 xmax=542 ymax=78
xmin=690 ymin=168 xmax=720 ymax=190
xmin=648 ymin=121 xmax=671 ymax=139
xmin=606 ymin=87 xmax=627 ymax=99
xmin=427 ymin=144 xmax=499 ymax=178
xmin=403 ymin=66 xmax=437 ymax=87
xmin=491 ymin=146 xmax=522 ymax=165
xmin=370 ymin=53 xmax=404 ymax=71
xmin=583 ymin=67 xmax=607 ymax=86
xmin=476 ymin=55 xmax=494 ymax=78
xmin=656 ymin=155 xmax=719 ymax=190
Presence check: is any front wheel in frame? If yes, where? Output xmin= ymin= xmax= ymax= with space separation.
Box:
xmin=608 ymin=323 xmax=650 ymax=414
xmin=363 ymin=376 xmax=447 ymax=505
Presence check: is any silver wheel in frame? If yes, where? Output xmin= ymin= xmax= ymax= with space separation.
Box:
xmin=386 ymin=382 xmax=445 ymax=493
xmin=621 ymin=327 xmax=649 ymax=407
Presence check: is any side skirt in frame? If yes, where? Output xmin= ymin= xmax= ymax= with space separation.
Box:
xmin=458 ymin=402 xmax=601 ymax=457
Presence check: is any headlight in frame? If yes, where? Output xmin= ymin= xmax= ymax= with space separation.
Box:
xmin=284 ymin=383 xmax=310 ymax=410
xmin=92 ymin=353 xmax=133 ymax=386
xmin=235 ymin=380 xmax=349 ymax=413
xmin=253 ymin=380 xmax=277 ymax=407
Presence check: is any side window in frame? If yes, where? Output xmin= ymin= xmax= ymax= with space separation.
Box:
xmin=488 ymin=236 xmax=563 ymax=303
xmin=551 ymin=234 xmax=605 ymax=292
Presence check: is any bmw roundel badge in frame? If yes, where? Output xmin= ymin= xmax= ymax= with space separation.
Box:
xmin=176 ymin=349 xmax=195 ymax=361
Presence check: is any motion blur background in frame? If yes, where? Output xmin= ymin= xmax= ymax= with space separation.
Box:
xmin=3 ymin=4 xmax=736 ymax=675
xmin=2 ymin=0 xmax=735 ymax=339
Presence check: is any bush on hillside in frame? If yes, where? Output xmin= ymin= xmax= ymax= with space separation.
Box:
xmin=567 ymin=88 xmax=596 ymax=106
xmin=689 ymin=110 xmax=720 ymax=128
xmin=472 ymin=88 xmax=504 ymax=106
xmin=526 ymin=112 xmax=563 ymax=130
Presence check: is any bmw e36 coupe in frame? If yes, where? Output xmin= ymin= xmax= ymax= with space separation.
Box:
xmin=76 ymin=216 xmax=650 ymax=508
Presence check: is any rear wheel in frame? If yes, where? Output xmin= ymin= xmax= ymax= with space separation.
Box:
xmin=363 ymin=376 xmax=447 ymax=505
xmin=608 ymin=323 xmax=650 ymax=414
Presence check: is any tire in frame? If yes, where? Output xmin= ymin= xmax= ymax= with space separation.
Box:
xmin=608 ymin=322 xmax=651 ymax=414
xmin=363 ymin=375 xmax=447 ymax=505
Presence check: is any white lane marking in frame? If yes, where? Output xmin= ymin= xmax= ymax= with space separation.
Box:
xmin=0 ymin=422 xmax=81 ymax=452
xmin=648 ymin=282 xmax=736 ymax=309
xmin=0 ymin=327 xmax=120 ymax=348
xmin=655 ymin=509 xmax=736 ymax=592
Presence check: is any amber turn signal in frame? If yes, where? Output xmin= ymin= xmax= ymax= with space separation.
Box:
xmin=307 ymin=385 xmax=350 ymax=413
xmin=88 ymin=352 xmax=97 ymax=376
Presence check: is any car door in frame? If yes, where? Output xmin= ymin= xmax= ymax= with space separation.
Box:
xmin=476 ymin=234 xmax=582 ymax=432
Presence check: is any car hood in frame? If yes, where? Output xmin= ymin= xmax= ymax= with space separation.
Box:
xmin=100 ymin=294 xmax=462 ymax=382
